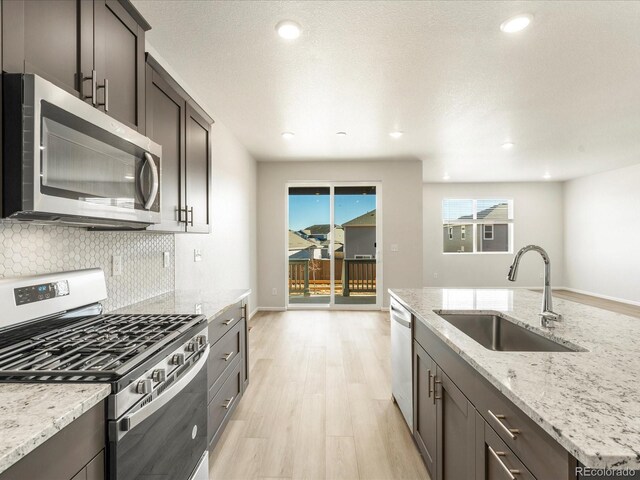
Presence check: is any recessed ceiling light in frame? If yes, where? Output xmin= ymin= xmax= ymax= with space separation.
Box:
xmin=276 ymin=20 xmax=301 ymax=40
xmin=543 ymin=172 xmax=551 ymax=180
xmin=336 ymin=131 xmax=347 ymax=137
xmin=389 ymin=131 xmax=403 ymax=139
xmin=502 ymin=142 xmax=515 ymax=150
xmin=281 ymin=131 xmax=295 ymax=139
xmin=443 ymin=174 xmax=450 ymax=181
xmin=500 ymin=14 xmax=532 ymax=33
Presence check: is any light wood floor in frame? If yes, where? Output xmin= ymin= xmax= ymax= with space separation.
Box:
xmin=210 ymin=310 xmax=430 ymax=480
xmin=532 ymin=289 xmax=640 ymax=319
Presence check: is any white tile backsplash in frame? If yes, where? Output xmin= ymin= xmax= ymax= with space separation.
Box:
xmin=0 ymin=221 xmax=174 ymax=311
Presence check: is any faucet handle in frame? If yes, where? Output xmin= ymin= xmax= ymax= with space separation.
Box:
xmin=539 ymin=311 xmax=562 ymax=328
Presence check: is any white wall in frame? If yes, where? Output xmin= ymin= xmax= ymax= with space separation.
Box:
xmin=146 ymin=43 xmax=258 ymax=314
xmin=564 ymin=163 xmax=640 ymax=304
xmin=257 ymin=160 xmax=423 ymax=309
xmin=423 ymin=182 xmax=565 ymax=288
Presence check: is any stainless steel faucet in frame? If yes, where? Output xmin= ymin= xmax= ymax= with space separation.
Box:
xmin=507 ymin=245 xmax=562 ymax=327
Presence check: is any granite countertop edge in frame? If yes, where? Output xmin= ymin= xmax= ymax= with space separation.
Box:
xmin=0 ymin=384 xmax=111 ymax=476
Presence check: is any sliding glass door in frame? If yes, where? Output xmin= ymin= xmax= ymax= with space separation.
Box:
xmin=287 ymin=184 xmax=380 ymax=308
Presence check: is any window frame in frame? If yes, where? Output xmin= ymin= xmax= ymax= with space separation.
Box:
xmin=483 ymin=224 xmax=494 ymax=240
xmin=461 ymin=225 xmax=466 ymax=240
xmin=442 ymin=198 xmax=514 ymax=255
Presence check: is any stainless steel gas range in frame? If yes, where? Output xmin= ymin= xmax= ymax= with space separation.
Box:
xmin=0 ymin=269 xmax=209 ymax=480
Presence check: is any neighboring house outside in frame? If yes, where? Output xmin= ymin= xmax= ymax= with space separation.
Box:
xmin=288 ymin=230 xmax=322 ymax=259
xmin=443 ymin=202 xmax=510 ymax=253
xmin=301 ymin=224 xmax=344 ymax=245
xmin=342 ymin=210 xmax=376 ymax=258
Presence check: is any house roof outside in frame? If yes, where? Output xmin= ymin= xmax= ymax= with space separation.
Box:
xmin=342 ymin=209 xmax=376 ymax=227
xmin=458 ymin=203 xmax=509 ymax=221
xmin=303 ymin=224 xmax=341 ymax=235
xmin=288 ymin=230 xmax=319 ymax=250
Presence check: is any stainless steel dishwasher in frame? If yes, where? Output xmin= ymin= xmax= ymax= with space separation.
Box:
xmin=391 ymin=297 xmax=413 ymax=429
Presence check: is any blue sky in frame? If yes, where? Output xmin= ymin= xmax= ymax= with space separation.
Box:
xmin=289 ymin=194 xmax=376 ymax=231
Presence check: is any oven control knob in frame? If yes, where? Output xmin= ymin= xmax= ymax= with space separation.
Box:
xmin=152 ymin=368 xmax=166 ymax=382
xmin=185 ymin=340 xmax=198 ymax=352
xmin=170 ymin=353 xmax=185 ymax=366
xmin=196 ymin=335 xmax=207 ymax=346
xmin=135 ymin=379 xmax=152 ymax=394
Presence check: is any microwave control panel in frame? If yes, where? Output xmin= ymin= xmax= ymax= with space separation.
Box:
xmin=14 ymin=280 xmax=70 ymax=306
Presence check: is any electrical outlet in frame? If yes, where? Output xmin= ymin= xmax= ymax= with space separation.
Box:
xmin=163 ymin=252 xmax=170 ymax=268
xmin=112 ymin=255 xmax=123 ymax=276
xmin=194 ymin=303 xmax=202 ymax=314
xmin=271 ymin=288 xmax=277 ymax=296
xmin=539 ymin=272 xmax=544 ymax=279
xmin=193 ymin=249 xmax=202 ymax=262
xmin=433 ymin=272 xmax=439 ymax=279
xmin=390 ymin=244 xmax=399 ymax=252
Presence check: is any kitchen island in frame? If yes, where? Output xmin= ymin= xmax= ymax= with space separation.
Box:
xmin=389 ymin=287 xmax=640 ymax=478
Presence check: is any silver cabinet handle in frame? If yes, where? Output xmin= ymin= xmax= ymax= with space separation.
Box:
xmin=188 ymin=206 xmax=194 ymax=226
xmin=222 ymin=352 xmax=233 ymax=362
xmin=488 ymin=410 xmax=520 ymax=440
xmin=140 ymin=152 xmax=159 ymax=210
xmin=223 ymin=396 xmax=235 ymax=409
xmin=428 ymin=369 xmax=433 ymax=399
xmin=223 ymin=318 xmax=235 ymax=326
xmin=120 ymin=344 xmax=210 ymax=436
xmin=488 ymin=446 xmax=520 ymax=479
xmin=83 ymin=70 xmax=97 ymax=106
xmin=97 ymin=78 xmax=109 ymax=112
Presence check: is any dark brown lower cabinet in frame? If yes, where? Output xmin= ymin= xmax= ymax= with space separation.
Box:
xmin=0 ymin=402 xmax=105 ymax=480
xmin=413 ymin=341 xmax=437 ymax=477
xmin=437 ymin=368 xmax=476 ymax=480
xmin=206 ymin=299 xmax=249 ymax=450
xmin=412 ymin=313 xmax=577 ymax=480
xmin=414 ymin=340 xmax=475 ymax=480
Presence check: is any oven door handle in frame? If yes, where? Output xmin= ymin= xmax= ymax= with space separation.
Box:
xmin=140 ymin=152 xmax=159 ymax=210
xmin=120 ymin=344 xmax=210 ymax=433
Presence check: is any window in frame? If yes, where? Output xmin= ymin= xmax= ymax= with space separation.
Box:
xmin=442 ymin=199 xmax=513 ymax=254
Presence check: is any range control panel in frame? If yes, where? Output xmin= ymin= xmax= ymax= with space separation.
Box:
xmin=14 ymin=280 xmax=70 ymax=306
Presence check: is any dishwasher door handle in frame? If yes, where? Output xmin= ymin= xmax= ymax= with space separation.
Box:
xmin=391 ymin=313 xmax=411 ymax=329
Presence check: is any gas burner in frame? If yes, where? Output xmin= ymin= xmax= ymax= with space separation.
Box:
xmin=0 ymin=313 xmax=204 ymax=380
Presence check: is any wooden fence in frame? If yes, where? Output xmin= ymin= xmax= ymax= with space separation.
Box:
xmin=342 ymin=259 xmax=376 ymax=296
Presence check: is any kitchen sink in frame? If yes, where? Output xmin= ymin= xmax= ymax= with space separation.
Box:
xmin=434 ymin=311 xmax=581 ymax=352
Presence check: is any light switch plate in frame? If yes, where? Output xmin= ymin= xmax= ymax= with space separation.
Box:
xmin=163 ymin=252 xmax=170 ymax=268
xmin=390 ymin=244 xmax=399 ymax=252
xmin=194 ymin=249 xmax=202 ymax=262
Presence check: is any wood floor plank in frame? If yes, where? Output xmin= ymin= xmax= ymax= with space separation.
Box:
xmin=292 ymin=393 xmax=326 ymax=480
xmin=326 ymin=436 xmax=360 ymax=480
xmin=326 ymin=364 xmax=353 ymax=437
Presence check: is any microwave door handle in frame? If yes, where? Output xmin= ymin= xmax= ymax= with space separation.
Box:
xmin=120 ymin=344 xmax=210 ymax=436
xmin=142 ymin=152 xmax=159 ymax=210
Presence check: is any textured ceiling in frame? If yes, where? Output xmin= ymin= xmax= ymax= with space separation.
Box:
xmin=132 ymin=0 xmax=640 ymax=182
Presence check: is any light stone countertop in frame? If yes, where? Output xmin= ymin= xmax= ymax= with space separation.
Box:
xmin=111 ymin=288 xmax=251 ymax=321
xmin=0 ymin=383 xmax=110 ymax=475
xmin=389 ymin=287 xmax=640 ymax=470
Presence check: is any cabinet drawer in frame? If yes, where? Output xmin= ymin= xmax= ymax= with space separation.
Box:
xmin=208 ymin=319 xmax=243 ymax=402
xmin=208 ymin=301 xmax=243 ymax=346
xmin=482 ymin=418 xmax=535 ymax=480
xmin=208 ymin=357 xmax=242 ymax=448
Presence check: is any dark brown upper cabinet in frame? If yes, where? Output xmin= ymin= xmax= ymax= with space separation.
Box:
xmin=2 ymin=0 xmax=150 ymax=132
xmin=146 ymin=55 xmax=212 ymax=234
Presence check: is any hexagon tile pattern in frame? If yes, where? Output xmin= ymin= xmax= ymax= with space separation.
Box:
xmin=0 ymin=221 xmax=175 ymax=311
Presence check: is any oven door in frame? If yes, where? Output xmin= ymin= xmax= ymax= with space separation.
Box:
xmin=109 ymin=346 xmax=209 ymax=480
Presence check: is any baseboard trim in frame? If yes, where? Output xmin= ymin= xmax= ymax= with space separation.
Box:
xmin=256 ymin=307 xmax=287 ymax=312
xmin=558 ymin=287 xmax=640 ymax=307
xmin=249 ymin=307 xmax=259 ymax=319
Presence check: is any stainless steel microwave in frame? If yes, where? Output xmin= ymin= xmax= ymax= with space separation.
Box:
xmin=2 ymin=74 xmax=162 ymax=228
